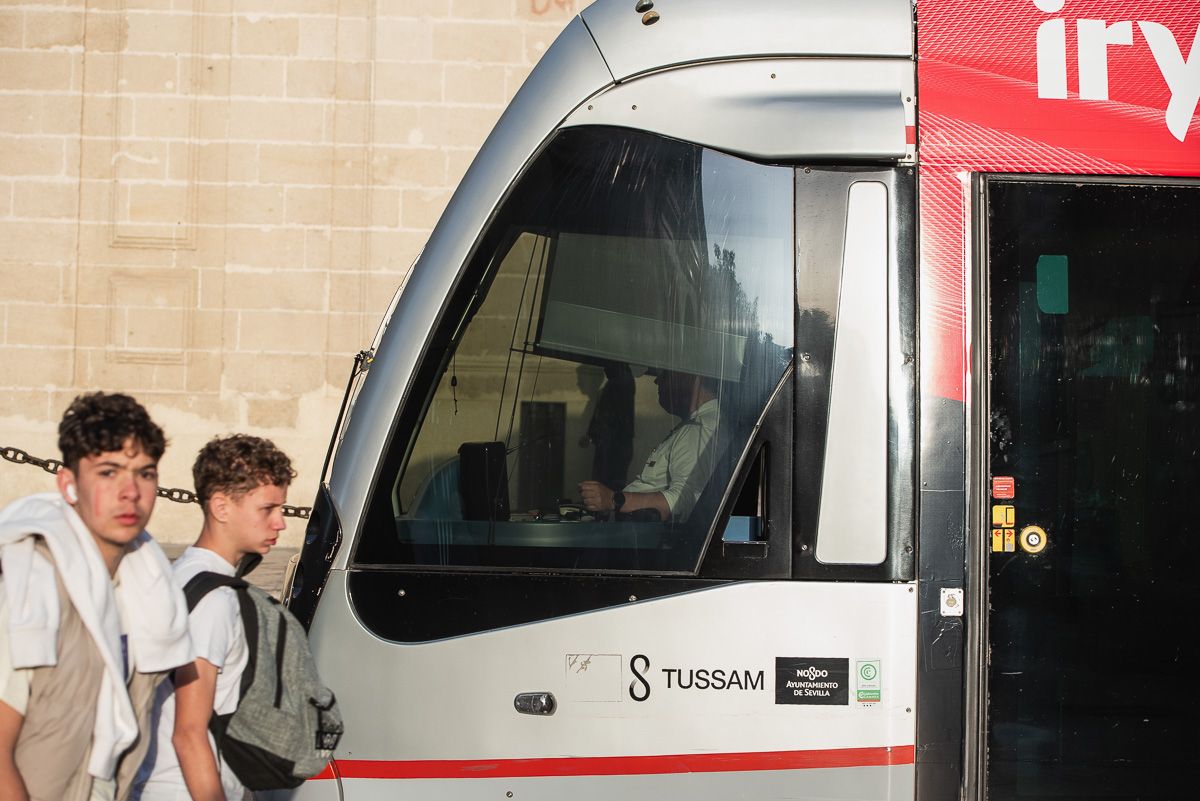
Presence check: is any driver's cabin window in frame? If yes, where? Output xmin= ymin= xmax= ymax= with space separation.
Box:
xmin=364 ymin=127 xmax=794 ymax=573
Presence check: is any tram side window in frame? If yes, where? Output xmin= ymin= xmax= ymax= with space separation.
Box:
xmin=359 ymin=127 xmax=794 ymax=573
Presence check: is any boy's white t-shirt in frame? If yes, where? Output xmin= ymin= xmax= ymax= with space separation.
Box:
xmin=132 ymin=546 xmax=247 ymax=801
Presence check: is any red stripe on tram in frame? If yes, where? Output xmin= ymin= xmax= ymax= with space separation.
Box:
xmin=313 ymin=744 xmax=915 ymax=780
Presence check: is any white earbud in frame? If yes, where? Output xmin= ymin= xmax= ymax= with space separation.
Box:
xmin=65 ymin=484 xmax=78 ymax=503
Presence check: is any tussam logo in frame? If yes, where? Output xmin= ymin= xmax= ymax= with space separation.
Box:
xmin=795 ymin=667 xmax=829 ymax=680
xmin=1033 ymin=0 xmax=1200 ymax=141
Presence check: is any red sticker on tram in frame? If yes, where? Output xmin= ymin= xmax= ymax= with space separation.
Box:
xmin=992 ymin=476 xmax=1015 ymax=499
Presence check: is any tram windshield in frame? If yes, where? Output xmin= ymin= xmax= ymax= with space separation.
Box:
xmin=360 ymin=127 xmax=794 ymax=572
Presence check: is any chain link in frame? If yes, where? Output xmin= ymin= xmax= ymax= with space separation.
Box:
xmin=281 ymin=504 xmax=311 ymax=520
xmin=1 ymin=446 xmax=64 ymax=475
xmin=159 ymin=487 xmax=198 ymax=505
xmin=2 ymin=445 xmax=312 ymax=518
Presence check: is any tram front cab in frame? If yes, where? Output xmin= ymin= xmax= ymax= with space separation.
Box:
xmin=285 ymin=1 xmax=921 ymax=800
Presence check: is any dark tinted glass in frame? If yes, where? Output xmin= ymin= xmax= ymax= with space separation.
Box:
xmin=358 ymin=128 xmax=793 ymax=573
xmin=987 ymin=179 xmax=1200 ymax=799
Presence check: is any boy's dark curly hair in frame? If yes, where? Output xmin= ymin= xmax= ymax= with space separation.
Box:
xmin=193 ymin=434 xmax=296 ymax=506
xmin=58 ymin=392 xmax=167 ymax=471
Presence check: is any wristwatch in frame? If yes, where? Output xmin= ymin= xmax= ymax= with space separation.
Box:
xmin=612 ymin=491 xmax=626 ymax=512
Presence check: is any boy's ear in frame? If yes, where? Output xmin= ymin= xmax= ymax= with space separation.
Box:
xmin=57 ymin=467 xmax=79 ymax=505
xmin=208 ymin=492 xmax=231 ymax=524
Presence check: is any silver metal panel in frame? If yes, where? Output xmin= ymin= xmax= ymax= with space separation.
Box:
xmin=324 ymin=19 xmax=613 ymax=569
xmin=581 ymin=0 xmax=913 ymax=80
xmin=309 ymin=574 xmax=916 ymax=757
xmin=305 ymin=572 xmax=916 ymax=798
xmin=257 ymin=779 xmax=340 ymax=801
xmin=817 ymin=181 xmax=889 ymax=565
xmin=338 ymin=764 xmax=915 ymax=800
xmin=562 ymin=58 xmax=913 ymax=161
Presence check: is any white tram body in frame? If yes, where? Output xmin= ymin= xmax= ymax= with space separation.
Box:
xmin=273 ymin=1 xmax=1200 ymax=799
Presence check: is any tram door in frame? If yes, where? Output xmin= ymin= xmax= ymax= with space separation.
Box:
xmin=983 ymin=178 xmax=1200 ymax=800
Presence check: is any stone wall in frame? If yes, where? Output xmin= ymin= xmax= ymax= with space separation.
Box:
xmin=0 ymin=0 xmax=587 ymax=544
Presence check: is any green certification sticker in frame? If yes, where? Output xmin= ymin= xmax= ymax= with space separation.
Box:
xmin=856 ymin=660 xmax=881 ymax=704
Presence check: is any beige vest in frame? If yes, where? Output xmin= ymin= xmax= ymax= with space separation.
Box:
xmin=13 ymin=544 xmax=165 ymax=801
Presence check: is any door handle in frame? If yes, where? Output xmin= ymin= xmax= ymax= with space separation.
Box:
xmin=514 ymin=692 xmax=557 ymax=716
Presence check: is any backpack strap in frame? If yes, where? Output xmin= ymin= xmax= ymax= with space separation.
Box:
xmin=183 ymin=571 xmax=249 ymax=612
xmin=181 ymin=572 xmax=259 ymax=698
xmin=236 ymin=553 xmax=262 ymax=578
xmin=180 ymin=571 xmax=260 ymax=752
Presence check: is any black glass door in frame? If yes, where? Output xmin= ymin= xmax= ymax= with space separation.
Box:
xmin=986 ymin=178 xmax=1200 ymax=800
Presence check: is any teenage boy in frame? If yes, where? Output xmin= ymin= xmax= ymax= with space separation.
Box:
xmin=134 ymin=435 xmax=294 ymax=801
xmin=0 ymin=392 xmax=192 ymax=801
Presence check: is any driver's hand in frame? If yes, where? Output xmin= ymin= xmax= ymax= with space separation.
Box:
xmin=578 ymin=481 xmax=614 ymax=513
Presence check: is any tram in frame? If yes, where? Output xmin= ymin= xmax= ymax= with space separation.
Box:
xmin=277 ymin=0 xmax=1200 ymax=799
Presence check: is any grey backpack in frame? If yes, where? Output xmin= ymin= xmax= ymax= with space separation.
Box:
xmin=183 ymin=572 xmax=344 ymax=790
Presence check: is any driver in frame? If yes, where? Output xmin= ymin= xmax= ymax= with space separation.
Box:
xmin=578 ymin=369 xmax=720 ymax=522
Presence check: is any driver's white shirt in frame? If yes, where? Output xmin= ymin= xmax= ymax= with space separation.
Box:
xmin=624 ymin=398 xmax=721 ymax=520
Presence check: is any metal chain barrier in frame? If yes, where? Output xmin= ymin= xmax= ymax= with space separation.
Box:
xmin=1 ymin=446 xmax=311 ymax=519
xmin=1 ymin=446 xmax=63 ymax=476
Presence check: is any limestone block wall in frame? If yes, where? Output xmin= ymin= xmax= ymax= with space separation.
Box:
xmin=0 ymin=0 xmax=587 ymax=544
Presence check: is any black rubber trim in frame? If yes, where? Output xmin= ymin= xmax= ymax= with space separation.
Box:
xmin=348 ymin=570 xmax=729 ymax=642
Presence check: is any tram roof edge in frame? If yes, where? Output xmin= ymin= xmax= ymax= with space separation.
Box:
xmin=580 ymin=0 xmax=914 ymax=82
